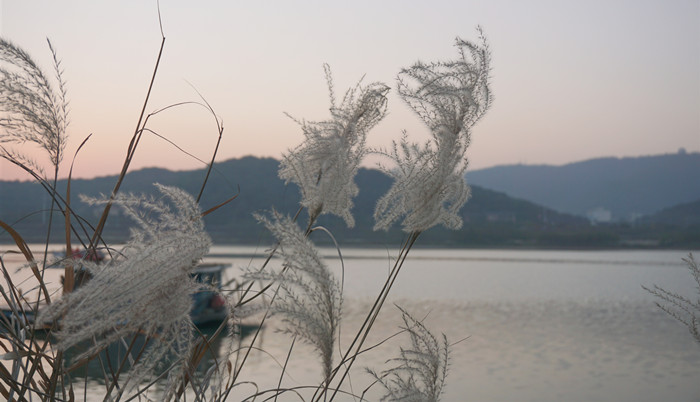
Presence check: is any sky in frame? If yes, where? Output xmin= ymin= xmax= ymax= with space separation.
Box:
xmin=0 ymin=0 xmax=698 ymax=182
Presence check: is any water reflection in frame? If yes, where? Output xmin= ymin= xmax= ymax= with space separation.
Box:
xmin=32 ymin=322 xmax=257 ymax=384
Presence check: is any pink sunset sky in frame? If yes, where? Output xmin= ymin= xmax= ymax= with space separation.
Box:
xmin=0 ymin=0 xmax=698 ymax=182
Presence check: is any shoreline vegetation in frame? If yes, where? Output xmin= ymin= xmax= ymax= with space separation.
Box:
xmin=3 ymin=156 xmax=698 ymax=250
xmin=3 ymin=218 xmax=697 ymax=251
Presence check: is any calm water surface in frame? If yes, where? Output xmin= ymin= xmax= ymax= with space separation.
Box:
xmin=2 ymin=246 xmax=699 ymax=401
xmin=215 ymin=247 xmax=700 ymax=402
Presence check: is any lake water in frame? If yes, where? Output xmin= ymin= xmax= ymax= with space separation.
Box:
xmin=2 ymin=246 xmax=700 ymax=401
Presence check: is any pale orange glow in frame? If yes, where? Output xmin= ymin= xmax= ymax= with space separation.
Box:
xmin=1 ymin=1 xmax=698 ymax=182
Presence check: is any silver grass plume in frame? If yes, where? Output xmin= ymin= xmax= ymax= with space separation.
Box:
xmin=368 ymin=306 xmax=450 ymax=402
xmin=280 ymin=65 xmax=389 ymax=227
xmin=38 ymin=184 xmax=211 ymax=391
xmin=0 ymin=38 xmax=69 ymax=173
xmin=374 ymin=30 xmax=491 ymax=232
xmin=244 ymin=211 xmax=342 ymax=381
xmin=373 ymin=132 xmax=471 ymax=232
xmin=644 ymin=253 xmax=700 ymax=343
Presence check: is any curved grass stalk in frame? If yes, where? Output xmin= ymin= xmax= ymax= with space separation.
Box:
xmin=316 ymin=231 xmax=420 ymax=402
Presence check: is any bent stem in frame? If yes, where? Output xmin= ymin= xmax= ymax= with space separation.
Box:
xmin=315 ymin=230 xmax=420 ymax=402
xmin=89 ymin=34 xmax=166 ymax=250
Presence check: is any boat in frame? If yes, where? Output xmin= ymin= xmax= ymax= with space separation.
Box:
xmin=190 ymin=264 xmax=261 ymax=338
xmin=1 ymin=260 xmax=251 ymax=333
xmin=190 ymin=263 xmax=228 ymax=326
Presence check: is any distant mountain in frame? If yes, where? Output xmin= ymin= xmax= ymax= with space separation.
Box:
xmin=0 ymin=156 xmax=592 ymax=247
xmin=466 ymin=151 xmax=700 ymax=222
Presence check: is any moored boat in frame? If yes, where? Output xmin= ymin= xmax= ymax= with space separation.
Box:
xmin=1 ymin=261 xmax=234 ymax=330
xmin=190 ymin=263 xmax=228 ymax=326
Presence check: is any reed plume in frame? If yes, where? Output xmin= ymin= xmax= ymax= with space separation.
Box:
xmin=644 ymin=253 xmax=700 ymax=343
xmin=279 ymin=64 xmax=389 ymax=227
xmin=368 ymin=306 xmax=450 ymax=402
xmin=0 ymin=37 xmax=69 ymax=175
xmin=374 ymin=30 xmax=491 ymax=232
xmin=244 ymin=211 xmax=342 ymax=382
xmin=37 ymin=184 xmax=212 ymax=392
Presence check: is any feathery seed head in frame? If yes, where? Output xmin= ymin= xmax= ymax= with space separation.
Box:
xmin=368 ymin=306 xmax=450 ymax=402
xmin=0 ymin=38 xmax=69 ymax=171
xmin=397 ymin=31 xmax=491 ymax=139
xmin=280 ymin=65 xmax=389 ymax=227
xmin=374 ymin=30 xmax=491 ymax=233
xmin=644 ymin=253 xmax=700 ymax=343
xmin=244 ymin=211 xmax=342 ymax=381
xmin=374 ymin=137 xmax=471 ymax=232
xmin=38 ymin=184 xmax=211 ymax=390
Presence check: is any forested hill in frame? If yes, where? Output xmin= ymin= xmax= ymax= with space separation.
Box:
xmin=466 ymin=151 xmax=700 ymax=221
xmin=1 ymin=156 xmax=598 ymax=248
